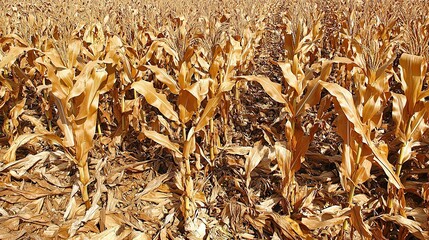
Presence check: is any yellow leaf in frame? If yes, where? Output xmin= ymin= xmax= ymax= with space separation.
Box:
xmin=195 ymin=94 xmax=221 ymax=132
xmin=235 ymin=75 xmax=286 ymax=104
xmin=245 ymin=141 xmax=268 ymax=188
xmin=145 ymin=65 xmax=180 ymax=94
xmin=132 ymin=80 xmax=179 ymax=122
xmin=399 ymin=53 xmax=427 ymax=114
xmin=178 ymin=89 xmax=198 ymax=124
xmin=350 ymin=205 xmax=372 ymax=239
xmin=142 ymin=128 xmax=182 ymax=156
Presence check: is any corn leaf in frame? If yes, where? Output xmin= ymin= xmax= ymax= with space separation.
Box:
xmin=142 ymin=128 xmax=182 ymax=156
xmin=321 ymin=81 xmax=402 ymax=189
xmin=399 ymin=54 xmax=427 ymax=114
xmin=145 ymin=65 xmax=180 ymax=94
xmin=132 ymin=80 xmax=179 ymax=122
xmin=350 ymin=206 xmax=372 ymax=239
xmin=245 ymin=141 xmax=268 ymax=188
xmin=235 ymin=75 xmax=286 ymax=104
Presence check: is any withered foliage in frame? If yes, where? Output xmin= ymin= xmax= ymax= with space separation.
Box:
xmin=1 ymin=0 xmax=429 ymax=239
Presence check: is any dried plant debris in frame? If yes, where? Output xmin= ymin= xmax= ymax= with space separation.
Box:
xmin=1 ymin=0 xmax=429 ymax=239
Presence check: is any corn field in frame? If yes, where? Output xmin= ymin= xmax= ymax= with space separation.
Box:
xmin=1 ymin=0 xmax=429 ymax=239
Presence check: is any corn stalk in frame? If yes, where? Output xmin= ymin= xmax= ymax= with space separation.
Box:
xmin=235 ymin=59 xmax=332 ymax=214
xmin=387 ymin=53 xmax=429 ymax=212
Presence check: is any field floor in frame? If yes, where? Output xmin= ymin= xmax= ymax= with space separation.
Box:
xmin=1 ymin=0 xmax=429 ymax=239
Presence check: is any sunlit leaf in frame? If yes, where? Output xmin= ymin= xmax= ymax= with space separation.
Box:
xmin=132 ymin=80 xmax=179 ymax=122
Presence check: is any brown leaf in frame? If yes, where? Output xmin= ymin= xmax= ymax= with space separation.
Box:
xmin=302 ymin=215 xmax=349 ymax=230
xmin=380 ymin=214 xmax=429 ymax=240
xmin=3 ymin=133 xmax=43 ymax=163
xmin=136 ymin=173 xmax=171 ymax=198
xmin=350 ymin=206 xmax=371 ymax=239
xmin=267 ymin=212 xmax=311 ymax=239
xmin=0 ymin=151 xmax=50 ymax=177
xmin=0 ymin=47 xmax=32 ymax=69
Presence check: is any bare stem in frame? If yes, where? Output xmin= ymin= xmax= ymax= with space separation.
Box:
xmin=97 ymin=120 xmax=102 ymax=136
xmin=42 ymin=78 xmax=52 ymax=132
xmin=78 ymin=162 xmax=91 ymax=209
xmin=343 ymin=143 xmax=362 ymax=231
xmin=388 ymin=117 xmax=411 ymax=211
xmin=182 ymin=125 xmax=194 ymax=220
xmin=121 ymin=86 xmax=125 ymax=131
xmin=48 ymin=119 xmax=52 ymax=132
xmin=210 ymin=118 xmax=214 ymax=163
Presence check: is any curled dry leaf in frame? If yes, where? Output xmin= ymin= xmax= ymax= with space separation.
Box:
xmin=142 ymin=128 xmax=182 ymax=156
xmin=379 ymin=214 xmax=429 ymax=240
xmin=234 ymin=75 xmax=287 ymax=104
xmin=132 ymin=80 xmax=180 ymax=122
xmin=244 ymin=141 xmax=269 ymax=188
xmin=145 ymin=65 xmax=180 ymax=94
xmin=350 ymin=206 xmax=371 ymax=239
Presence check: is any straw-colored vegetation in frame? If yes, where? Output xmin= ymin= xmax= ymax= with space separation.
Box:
xmin=1 ymin=0 xmax=429 ymax=239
